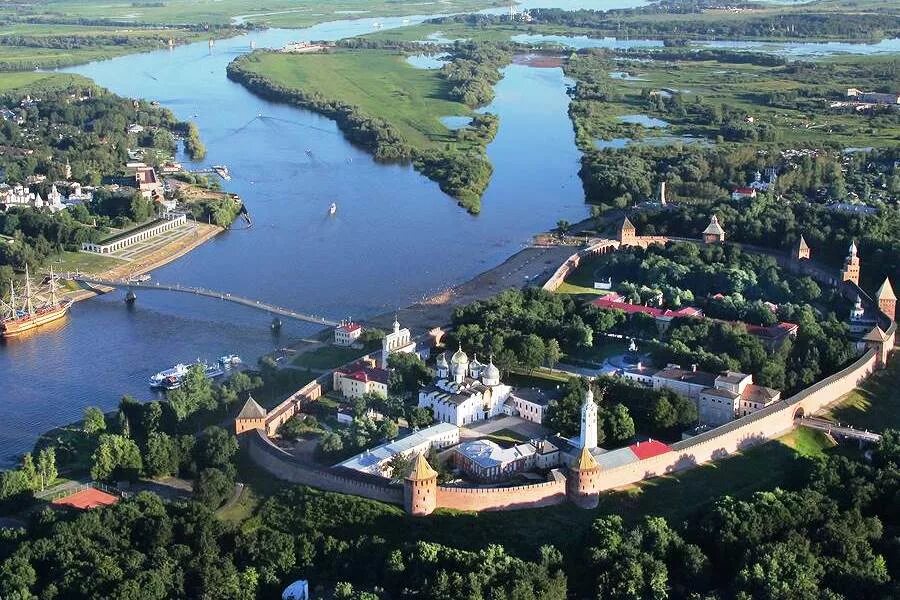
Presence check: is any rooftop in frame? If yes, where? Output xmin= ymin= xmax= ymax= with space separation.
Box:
xmin=653 ymin=366 xmax=717 ymax=388
xmin=338 ymin=423 xmax=458 ymax=475
xmin=511 ymin=387 xmax=562 ymax=407
xmin=336 ymin=361 xmax=389 ymax=385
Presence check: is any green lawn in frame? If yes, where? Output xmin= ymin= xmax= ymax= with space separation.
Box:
xmin=50 ymin=251 xmax=123 ymax=277
xmin=241 ymin=49 xmax=472 ymax=151
xmin=291 ymin=345 xmax=367 ymax=370
xmin=0 ymin=72 xmax=93 ymax=93
xmin=824 ymin=357 xmax=900 ymax=432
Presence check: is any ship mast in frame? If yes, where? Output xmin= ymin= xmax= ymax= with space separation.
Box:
xmin=49 ymin=266 xmax=57 ymax=306
xmin=24 ymin=265 xmax=34 ymax=316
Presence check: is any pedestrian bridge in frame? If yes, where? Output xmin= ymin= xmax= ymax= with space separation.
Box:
xmin=70 ymin=275 xmax=338 ymax=327
xmin=797 ymin=417 xmax=882 ymax=444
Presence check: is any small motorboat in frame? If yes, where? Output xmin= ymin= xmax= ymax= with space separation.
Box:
xmin=328 ymin=202 xmax=337 ymax=216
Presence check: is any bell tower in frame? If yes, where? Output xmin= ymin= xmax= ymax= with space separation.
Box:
xmin=579 ymin=388 xmax=598 ymax=450
xmin=840 ymin=241 xmax=860 ymax=285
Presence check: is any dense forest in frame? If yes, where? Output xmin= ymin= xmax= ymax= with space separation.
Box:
xmin=3 ymin=429 xmax=900 ymax=599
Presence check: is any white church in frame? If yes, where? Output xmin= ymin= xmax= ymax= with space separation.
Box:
xmin=417 ymin=346 xmax=512 ymax=426
xmin=380 ymin=316 xmax=417 ymax=368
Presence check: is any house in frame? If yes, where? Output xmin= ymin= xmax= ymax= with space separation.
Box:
xmin=127 ymin=123 xmax=145 ymax=134
xmin=502 ymin=387 xmax=561 ymax=425
xmin=742 ymin=321 xmax=799 ymax=351
xmin=699 ymin=371 xmax=780 ymax=426
xmin=333 ymin=360 xmax=389 ymax=399
xmin=333 ymin=321 xmax=362 ymax=346
xmin=731 ymin=186 xmax=757 ymax=201
xmin=592 ymin=292 xmax=703 ymax=331
xmin=652 ymin=364 xmax=717 ymax=400
xmin=134 ymin=166 xmax=163 ymax=199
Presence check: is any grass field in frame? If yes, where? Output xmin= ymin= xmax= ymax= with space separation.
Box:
xmin=1 ymin=0 xmax=502 ymax=28
xmin=824 ymin=357 xmax=900 ymax=431
xmin=50 ymin=251 xmax=124 ymax=276
xmin=291 ymin=345 xmax=368 ymax=370
xmin=241 ymin=49 xmax=473 ymax=151
xmin=0 ymin=72 xmax=93 ymax=93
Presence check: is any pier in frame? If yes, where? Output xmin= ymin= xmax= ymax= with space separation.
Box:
xmin=69 ymin=275 xmax=337 ymax=327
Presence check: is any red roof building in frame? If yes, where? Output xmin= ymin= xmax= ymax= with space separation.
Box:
xmin=592 ymin=293 xmax=703 ymax=321
xmin=52 ymin=487 xmax=120 ymax=510
xmin=629 ymin=439 xmax=671 ymax=460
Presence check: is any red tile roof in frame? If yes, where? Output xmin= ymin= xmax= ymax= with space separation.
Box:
xmin=337 ymin=322 xmax=362 ymax=333
xmin=629 ymin=440 xmax=671 ymax=460
xmin=592 ymin=293 xmax=702 ymax=319
xmin=337 ymin=361 xmax=389 ymax=385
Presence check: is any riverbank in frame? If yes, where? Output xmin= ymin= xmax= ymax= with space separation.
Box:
xmin=63 ymin=221 xmax=223 ymax=302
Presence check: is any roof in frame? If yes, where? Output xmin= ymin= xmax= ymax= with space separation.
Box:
xmin=862 ymin=326 xmax=886 ymax=342
xmin=798 ymin=234 xmax=809 ymax=250
xmin=592 ymin=293 xmax=702 ymax=320
xmin=653 ymin=366 xmax=717 ymax=388
xmin=574 ymin=446 xmax=599 ymax=470
xmin=703 ymin=215 xmax=725 ymax=236
xmin=620 ymin=216 xmax=635 ymax=232
xmin=593 ymin=447 xmax=639 ymax=469
xmin=336 ymin=322 xmax=362 ymax=333
xmin=336 ymin=361 xmax=389 ymax=385
xmin=742 ymin=384 xmax=781 ymax=405
xmin=702 ymin=387 xmax=739 ymax=400
xmin=511 ymin=387 xmax=562 ymax=407
xmin=408 ymin=452 xmax=437 ymax=481
xmin=629 ymin=439 xmax=671 ymax=460
xmin=236 ymin=395 xmax=266 ymax=420
xmin=732 ymin=187 xmax=755 ymax=195
xmin=338 ymin=423 xmax=458 ymax=474
xmin=717 ymin=371 xmax=750 ymax=386
xmin=876 ymin=278 xmax=896 ymax=301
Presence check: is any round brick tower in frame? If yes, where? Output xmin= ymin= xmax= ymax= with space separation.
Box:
xmin=567 ymin=446 xmax=600 ymax=509
xmin=404 ymin=453 xmax=437 ymax=516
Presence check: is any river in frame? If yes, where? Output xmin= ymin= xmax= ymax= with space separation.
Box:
xmin=0 ymin=8 xmax=592 ymax=465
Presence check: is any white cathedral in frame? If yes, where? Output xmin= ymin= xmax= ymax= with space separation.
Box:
xmin=417 ymin=346 xmax=512 ymax=426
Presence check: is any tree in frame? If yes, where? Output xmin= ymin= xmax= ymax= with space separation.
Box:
xmin=603 ymin=404 xmax=635 ymax=445
xmin=546 ymin=339 xmax=562 ymax=369
xmin=378 ymin=419 xmax=399 ymax=441
xmin=35 ymin=448 xmax=56 ymax=490
xmin=557 ymin=219 xmax=571 ymax=235
xmin=388 ymin=353 xmax=431 ymax=396
xmin=142 ymin=401 xmax=163 ymax=435
xmin=193 ymin=426 xmax=238 ymax=472
xmin=83 ymin=406 xmax=106 ymax=435
xmin=193 ymin=468 xmax=233 ymax=509
xmin=144 ymin=432 xmax=180 ymax=478
xmin=90 ymin=434 xmax=143 ymax=481
xmin=384 ymin=452 xmax=414 ymax=482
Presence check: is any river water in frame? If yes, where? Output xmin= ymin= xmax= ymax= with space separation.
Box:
xmin=0 ymin=10 xmax=590 ymax=464
xmin=2 ymin=1 xmax=893 ymax=464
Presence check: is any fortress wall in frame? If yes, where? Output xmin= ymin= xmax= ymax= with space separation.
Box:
xmin=542 ymin=240 xmax=619 ymax=292
xmin=263 ymin=377 xmax=326 ymax=436
xmin=595 ymin=349 xmax=880 ymax=490
xmin=247 ymin=429 xmax=404 ymax=505
xmin=436 ymin=474 xmax=567 ymax=511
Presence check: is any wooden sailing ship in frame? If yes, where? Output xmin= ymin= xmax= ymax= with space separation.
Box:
xmin=1 ymin=266 xmax=72 ymax=337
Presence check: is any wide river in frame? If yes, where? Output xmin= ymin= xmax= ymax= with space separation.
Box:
xmin=2 ymin=0 xmax=893 ymax=464
xmin=0 ymin=5 xmax=600 ymax=465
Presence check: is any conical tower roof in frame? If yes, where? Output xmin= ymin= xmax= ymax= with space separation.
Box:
xmin=876 ymin=277 xmax=896 ymax=301
xmin=798 ymin=234 xmax=809 ymax=251
xmin=703 ymin=214 xmax=725 ymax=236
xmin=862 ymin=326 xmax=886 ymax=343
xmin=407 ymin=453 xmax=437 ymax=481
xmin=620 ymin=216 xmax=635 ymax=233
xmin=574 ymin=446 xmax=599 ymax=471
xmin=237 ymin=395 xmax=266 ymax=420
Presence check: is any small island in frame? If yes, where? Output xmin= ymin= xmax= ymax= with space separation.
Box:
xmin=227 ymin=42 xmax=513 ymax=213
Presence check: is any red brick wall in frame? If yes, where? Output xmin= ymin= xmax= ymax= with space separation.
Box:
xmin=435 ymin=474 xmax=567 ymax=511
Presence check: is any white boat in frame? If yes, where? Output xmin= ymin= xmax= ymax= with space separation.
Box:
xmin=219 ymin=354 xmax=242 ymax=367
xmin=328 ymin=202 xmax=337 ymax=216
xmin=149 ymin=363 xmax=190 ymax=388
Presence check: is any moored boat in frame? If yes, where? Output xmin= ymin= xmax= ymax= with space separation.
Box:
xmin=1 ymin=266 xmax=72 ymax=337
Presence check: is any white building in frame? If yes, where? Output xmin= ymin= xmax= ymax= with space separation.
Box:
xmin=381 ymin=316 xmax=416 ymax=368
xmin=333 ymin=321 xmax=362 ymax=346
xmin=578 ymin=388 xmax=598 ymax=450
xmin=337 ymin=422 xmax=460 ymax=477
xmin=417 ymin=347 xmax=512 ymax=427
xmin=699 ymin=371 xmax=781 ymax=427
xmin=502 ymin=387 xmax=560 ymax=425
